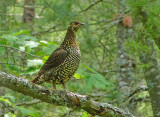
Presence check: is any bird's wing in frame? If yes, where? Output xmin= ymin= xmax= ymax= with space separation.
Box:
xmin=38 ymin=48 xmax=68 ymax=75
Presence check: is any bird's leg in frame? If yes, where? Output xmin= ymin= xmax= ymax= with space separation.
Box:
xmin=51 ymin=80 xmax=56 ymax=90
xmin=62 ymin=82 xmax=66 ymax=91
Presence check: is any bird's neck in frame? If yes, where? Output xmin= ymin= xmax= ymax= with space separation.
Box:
xmin=60 ymin=28 xmax=79 ymax=48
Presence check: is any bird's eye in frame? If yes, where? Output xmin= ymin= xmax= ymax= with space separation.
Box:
xmin=74 ymin=23 xmax=79 ymax=25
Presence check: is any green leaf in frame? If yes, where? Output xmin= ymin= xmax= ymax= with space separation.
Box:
xmin=7 ymin=65 xmax=20 ymax=72
xmin=43 ymin=56 xmax=49 ymax=62
xmin=5 ymin=112 xmax=17 ymax=117
xmin=2 ymin=96 xmax=16 ymax=103
xmin=19 ymin=35 xmax=37 ymax=41
xmin=0 ymin=97 xmax=12 ymax=105
xmin=81 ymin=112 xmax=88 ymax=117
xmin=84 ymin=74 xmax=93 ymax=90
xmin=92 ymin=74 xmax=109 ymax=89
xmin=74 ymin=73 xmax=81 ymax=79
xmin=84 ymin=73 xmax=110 ymax=90
xmin=2 ymin=35 xmax=18 ymax=41
xmin=1 ymin=34 xmax=18 ymax=45
xmin=74 ymin=73 xmax=85 ymax=79
xmin=17 ymin=107 xmax=35 ymax=117
xmin=12 ymin=30 xmax=30 ymax=36
xmin=81 ymin=64 xmax=96 ymax=73
xmin=29 ymin=112 xmax=41 ymax=117
xmin=25 ymin=46 xmax=32 ymax=53
xmin=0 ymin=46 xmax=5 ymax=55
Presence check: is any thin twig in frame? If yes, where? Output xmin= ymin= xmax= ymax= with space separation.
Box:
xmin=122 ymin=86 xmax=148 ymax=106
xmin=80 ymin=0 xmax=103 ymax=13
xmin=0 ymin=99 xmax=41 ymax=116
xmin=0 ymin=62 xmax=25 ymax=67
xmin=32 ymin=24 xmax=63 ymax=36
xmin=130 ymin=96 xmax=150 ymax=104
xmin=0 ymin=101 xmax=15 ymax=115
xmin=0 ymin=45 xmax=42 ymax=58
xmin=32 ymin=25 xmax=56 ymax=36
xmin=128 ymin=86 xmax=148 ymax=98
xmin=98 ymin=18 xmax=122 ymax=57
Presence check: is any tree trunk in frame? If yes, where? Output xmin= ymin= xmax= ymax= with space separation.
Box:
xmin=0 ymin=87 xmax=5 ymax=117
xmin=0 ymin=0 xmax=7 ymax=116
xmin=23 ymin=0 xmax=35 ymax=25
xmin=116 ymin=0 xmax=136 ymax=112
xmin=0 ymin=0 xmax=7 ymax=28
xmin=138 ymin=33 xmax=160 ymax=117
xmin=134 ymin=11 xmax=160 ymax=116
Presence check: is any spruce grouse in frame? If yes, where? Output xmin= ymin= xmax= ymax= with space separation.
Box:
xmin=31 ymin=21 xmax=84 ymax=89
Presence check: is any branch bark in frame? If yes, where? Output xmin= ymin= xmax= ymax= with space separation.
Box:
xmin=0 ymin=71 xmax=134 ymax=117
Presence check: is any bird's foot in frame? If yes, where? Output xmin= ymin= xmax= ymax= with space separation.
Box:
xmin=51 ymin=88 xmax=56 ymax=91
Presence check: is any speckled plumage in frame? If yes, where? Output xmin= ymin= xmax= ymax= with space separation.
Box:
xmin=31 ymin=21 xmax=84 ymax=89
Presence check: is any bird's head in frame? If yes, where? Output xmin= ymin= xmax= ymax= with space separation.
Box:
xmin=68 ymin=21 xmax=84 ymax=32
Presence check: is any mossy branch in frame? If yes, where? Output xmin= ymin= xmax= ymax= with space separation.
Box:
xmin=0 ymin=71 xmax=134 ymax=117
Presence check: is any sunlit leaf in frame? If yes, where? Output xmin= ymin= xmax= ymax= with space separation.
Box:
xmin=81 ymin=112 xmax=88 ymax=117
xmin=12 ymin=30 xmax=30 ymax=36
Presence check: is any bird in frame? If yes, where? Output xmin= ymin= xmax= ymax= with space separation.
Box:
xmin=31 ymin=21 xmax=84 ymax=90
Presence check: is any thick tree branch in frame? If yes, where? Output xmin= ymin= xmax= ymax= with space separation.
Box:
xmin=0 ymin=71 xmax=134 ymax=117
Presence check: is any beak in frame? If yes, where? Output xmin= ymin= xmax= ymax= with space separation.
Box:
xmin=81 ymin=23 xmax=85 ymax=25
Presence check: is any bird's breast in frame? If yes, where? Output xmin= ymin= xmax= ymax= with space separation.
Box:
xmin=53 ymin=47 xmax=80 ymax=83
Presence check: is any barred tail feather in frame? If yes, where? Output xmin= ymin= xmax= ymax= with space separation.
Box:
xmin=31 ymin=75 xmax=43 ymax=84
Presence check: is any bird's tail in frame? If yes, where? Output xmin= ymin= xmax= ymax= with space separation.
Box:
xmin=31 ymin=75 xmax=43 ymax=84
